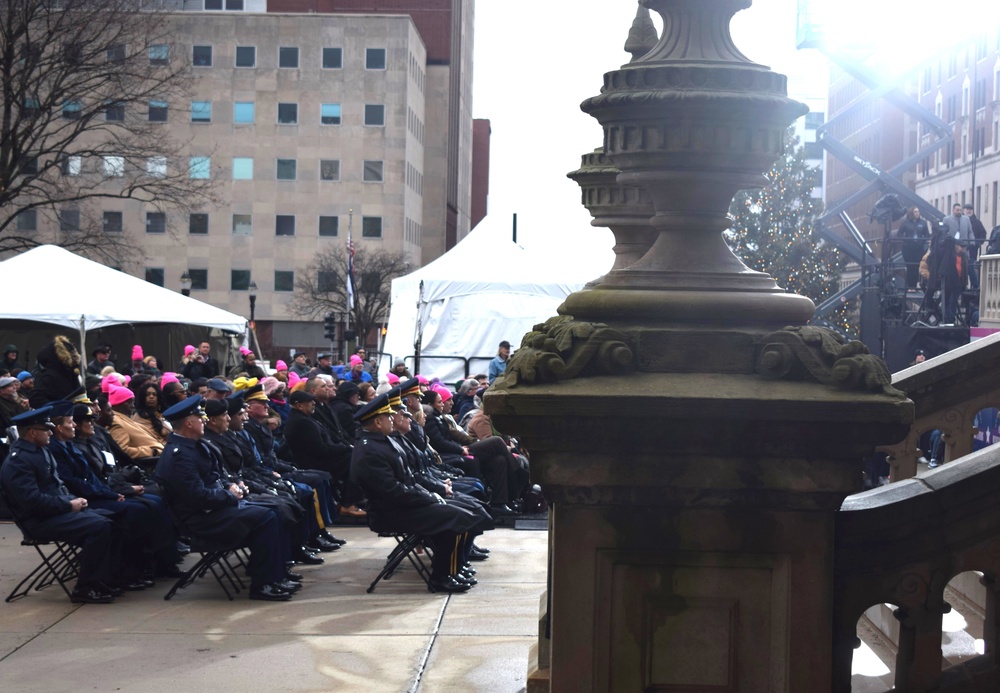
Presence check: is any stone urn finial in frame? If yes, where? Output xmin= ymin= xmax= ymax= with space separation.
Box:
xmin=624 ymin=3 xmax=658 ymax=63
xmin=564 ymin=0 xmax=813 ymax=333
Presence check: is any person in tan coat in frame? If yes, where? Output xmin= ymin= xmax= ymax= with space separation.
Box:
xmin=106 ymin=385 xmax=163 ymax=460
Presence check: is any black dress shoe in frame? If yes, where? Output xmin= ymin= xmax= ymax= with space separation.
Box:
xmin=155 ymin=564 xmax=185 ymax=579
xmin=292 ymin=550 xmax=325 ymax=566
xmin=429 ymin=575 xmax=471 ymax=593
xmin=98 ymin=582 xmax=126 ymax=597
xmin=471 ymin=544 xmax=490 ymax=554
xmin=488 ymin=504 xmax=515 ymax=517
xmin=468 ymin=549 xmax=489 ymax=562
xmin=460 ymin=564 xmax=476 ymax=576
xmin=321 ymin=531 xmax=347 ymax=546
xmin=71 ymin=586 xmax=115 ymax=604
xmin=285 ymin=571 xmax=303 ymax=582
xmin=121 ymin=579 xmax=149 ymax=591
xmin=307 ymin=536 xmax=340 ymax=553
xmin=454 ymin=572 xmax=478 ymax=586
xmin=249 ymin=584 xmax=292 ymax=602
xmin=176 ymin=541 xmax=191 ymax=556
xmin=272 ymin=579 xmax=302 ymax=593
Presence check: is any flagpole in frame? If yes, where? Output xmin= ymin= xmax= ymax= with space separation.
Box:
xmin=346 ymin=208 xmax=354 ymax=357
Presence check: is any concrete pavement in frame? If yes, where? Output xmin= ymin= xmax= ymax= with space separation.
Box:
xmin=0 ymin=522 xmax=547 ymax=693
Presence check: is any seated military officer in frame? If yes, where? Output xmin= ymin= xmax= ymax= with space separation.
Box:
xmin=350 ymin=392 xmax=489 ymax=593
xmin=0 ymin=406 xmax=122 ymax=603
xmin=154 ymin=395 xmax=299 ymax=601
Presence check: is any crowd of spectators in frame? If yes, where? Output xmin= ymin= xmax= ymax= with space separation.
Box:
xmin=0 ymin=336 xmax=536 ymax=602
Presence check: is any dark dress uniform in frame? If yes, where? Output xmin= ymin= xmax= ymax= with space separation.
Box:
xmin=284 ymin=408 xmax=352 ymax=480
xmin=351 ymin=422 xmax=485 ymax=587
xmin=0 ymin=435 xmax=120 ymax=595
xmin=155 ymin=432 xmax=285 ymax=590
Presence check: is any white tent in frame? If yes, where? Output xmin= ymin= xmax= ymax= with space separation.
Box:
xmin=0 ymin=245 xmax=247 ymax=336
xmin=380 ymin=223 xmax=603 ymax=385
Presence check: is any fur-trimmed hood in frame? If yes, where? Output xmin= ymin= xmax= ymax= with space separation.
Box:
xmin=36 ymin=336 xmax=82 ymax=374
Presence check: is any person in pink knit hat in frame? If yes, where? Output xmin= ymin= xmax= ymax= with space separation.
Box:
xmin=345 ymin=353 xmax=372 ymax=384
xmin=273 ymin=359 xmax=289 ymax=383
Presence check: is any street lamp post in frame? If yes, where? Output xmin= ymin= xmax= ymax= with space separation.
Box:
xmin=180 ymin=271 xmax=192 ymax=297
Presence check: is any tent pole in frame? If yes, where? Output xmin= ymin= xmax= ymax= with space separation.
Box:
xmin=78 ymin=315 xmax=86 ymax=386
xmin=413 ymin=280 xmax=424 ymax=375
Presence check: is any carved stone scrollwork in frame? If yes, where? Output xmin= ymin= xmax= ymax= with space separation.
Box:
xmin=493 ymin=316 xmax=634 ymax=388
xmin=755 ymin=326 xmax=906 ymax=399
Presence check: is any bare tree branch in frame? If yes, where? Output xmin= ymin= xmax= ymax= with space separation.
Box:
xmin=0 ymin=0 xmax=221 ymax=269
xmin=292 ymin=246 xmax=411 ymax=347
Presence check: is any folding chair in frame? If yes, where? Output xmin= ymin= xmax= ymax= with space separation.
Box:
xmin=163 ymin=543 xmax=246 ymax=601
xmin=157 ymin=486 xmax=247 ymax=601
xmin=366 ymin=531 xmax=435 ymax=593
xmin=1 ymin=486 xmax=82 ymax=603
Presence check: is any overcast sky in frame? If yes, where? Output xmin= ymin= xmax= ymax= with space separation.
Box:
xmin=471 ymin=0 xmax=819 ymax=279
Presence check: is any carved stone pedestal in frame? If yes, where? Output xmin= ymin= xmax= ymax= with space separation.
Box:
xmin=489 ymin=371 xmax=910 ymax=691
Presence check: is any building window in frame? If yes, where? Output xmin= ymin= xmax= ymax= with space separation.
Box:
xmin=804 ymin=112 xmax=824 ymax=130
xmin=149 ymin=45 xmax=169 ymax=66
xmin=22 ymin=157 xmax=38 ymax=175
xmin=275 ymin=215 xmax=295 ymax=236
xmin=320 ymin=103 xmax=341 ymax=125
xmin=232 ymin=213 xmax=252 ymax=235
xmin=145 ymin=268 xmax=165 ymax=287
xmin=17 ymin=210 xmax=37 ymax=231
xmin=319 ymin=216 xmax=338 ymax=237
xmin=104 ymin=156 xmax=125 ymax=177
xmin=148 ymin=100 xmax=168 ymax=122
xmin=278 ymin=46 xmax=299 ymax=68
xmin=364 ymin=104 xmax=385 ymax=126
xmin=146 ymin=156 xmax=167 ymax=178
xmin=317 ymin=270 xmax=339 ymax=292
xmin=231 ymin=269 xmax=251 ymax=291
xmin=274 ymin=270 xmax=295 ymax=292
xmin=106 ymin=44 xmax=126 ymax=62
xmin=366 ymin=48 xmax=386 ymax=70
xmin=363 ymin=160 xmax=384 ymax=182
xmin=234 ymin=102 xmax=255 ymax=124
xmin=320 ymin=159 xmax=340 ymax=181
xmin=233 ymin=157 xmax=253 ymax=180
xmin=322 ymin=47 xmax=342 ymax=69
xmin=146 ymin=212 xmax=166 ymax=234
xmin=61 ymin=154 xmax=82 ymax=176
xmin=189 ymin=213 xmax=209 ymax=234
xmin=236 ymin=46 xmax=255 ymax=67
xmin=189 ymin=156 xmax=210 ymax=179
xmin=362 ymin=216 xmax=382 ymax=238
xmin=192 ymin=45 xmax=213 ymax=67
xmin=63 ymin=101 xmax=82 ymax=120
xmin=105 ymin=102 xmax=125 ymax=122
xmin=191 ymin=101 xmax=211 ymax=123
xmin=59 ymin=209 xmax=80 ymax=232
xmin=276 ymin=159 xmax=296 ymax=181
xmin=277 ymin=103 xmax=298 ymax=125
xmin=188 ymin=269 xmax=207 ymax=291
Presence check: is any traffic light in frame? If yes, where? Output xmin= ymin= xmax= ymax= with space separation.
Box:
xmin=323 ymin=313 xmax=337 ymax=341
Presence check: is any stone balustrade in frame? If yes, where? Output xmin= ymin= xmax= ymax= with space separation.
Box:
xmin=879 ymin=329 xmax=1000 ymax=481
xmin=979 ymin=254 xmax=1000 ymax=327
xmin=834 ymin=444 xmax=1000 ymax=692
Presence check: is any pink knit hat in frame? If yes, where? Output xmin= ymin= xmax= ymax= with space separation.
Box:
xmin=275 ymin=360 xmax=288 ymax=372
xmin=349 ymin=354 xmax=363 ymax=366
xmin=108 ymin=385 xmax=135 ymax=406
xmin=386 ymin=373 xmax=400 ymax=385
xmin=101 ymin=373 xmax=122 ymax=393
xmin=288 ymin=372 xmax=302 ymax=388
xmin=184 ymin=345 xmax=195 ymax=356
xmin=416 ymin=375 xmax=429 ymax=385
xmin=432 ymin=384 xmax=453 ymax=402
xmin=132 ymin=345 xmax=143 ymax=361
xmin=240 ymin=346 xmax=252 ymax=357
xmin=160 ymin=372 xmax=180 ymax=387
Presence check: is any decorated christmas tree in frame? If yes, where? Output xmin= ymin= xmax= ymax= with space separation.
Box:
xmin=726 ymin=128 xmax=849 ymax=332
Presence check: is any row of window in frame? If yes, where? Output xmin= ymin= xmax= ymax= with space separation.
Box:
xmin=145 ymin=267 xmax=366 ymax=295
xmin=148 ymin=43 xmax=386 ymax=71
xmin=65 ymin=99 xmax=386 ymax=127
xmin=17 ymin=210 xmax=384 ymax=239
xmin=52 ymin=155 xmax=391 ymax=184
